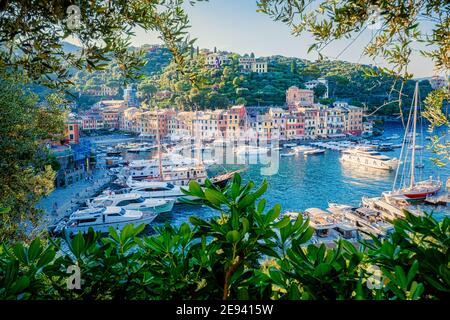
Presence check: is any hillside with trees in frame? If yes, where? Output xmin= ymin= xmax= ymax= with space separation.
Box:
xmin=69 ymin=45 xmax=432 ymax=115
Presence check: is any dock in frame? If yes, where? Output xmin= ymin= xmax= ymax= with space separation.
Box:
xmin=425 ymin=193 xmax=450 ymax=206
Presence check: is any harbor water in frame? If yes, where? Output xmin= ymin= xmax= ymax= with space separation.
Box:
xmin=151 ymin=122 xmax=450 ymax=227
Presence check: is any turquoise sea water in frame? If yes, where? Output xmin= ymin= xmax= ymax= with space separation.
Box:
xmin=128 ymin=122 xmax=450 ymax=227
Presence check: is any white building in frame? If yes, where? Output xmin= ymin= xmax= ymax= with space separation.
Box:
xmin=304 ymin=77 xmax=329 ymax=99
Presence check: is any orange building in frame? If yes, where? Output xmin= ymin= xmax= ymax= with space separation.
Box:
xmin=286 ymin=86 xmax=314 ymax=107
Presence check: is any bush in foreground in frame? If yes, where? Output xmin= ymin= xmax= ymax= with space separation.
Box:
xmin=0 ymin=175 xmax=448 ymax=300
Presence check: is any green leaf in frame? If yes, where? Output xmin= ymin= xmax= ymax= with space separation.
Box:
xmin=71 ymin=233 xmax=85 ymax=259
xmin=272 ymin=216 xmax=290 ymax=229
xmin=188 ymin=180 xmax=205 ymax=198
xmin=395 ymin=266 xmax=407 ymax=289
xmin=253 ymin=180 xmax=268 ymax=199
xmin=297 ymin=226 xmax=314 ymax=244
xmin=410 ymin=281 xmax=424 ymax=300
xmin=314 ymin=263 xmax=332 ymax=277
xmin=10 ymin=276 xmax=30 ymax=294
xmin=241 ymin=217 xmax=250 ymax=235
xmin=406 ymin=260 xmax=419 ymax=285
xmin=226 ymin=230 xmax=240 ymax=243
xmin=27 ymin=239 xmax=42 ymax=262
xmin=257 ymin=199 xmax=266 ymax=213
xmin=266 ymin=204 xmax=281 ymax=223
xmin=36 ymin=249 xmax=56 ymax=269
xmin=237 ymin=193 xmax=256 ymax=209
xmin=204 ymin=188 xmax=228 ymax=206
xmin=13 ymin=244 xmax=28 ymax=265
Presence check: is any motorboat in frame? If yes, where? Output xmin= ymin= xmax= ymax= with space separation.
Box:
xmin=89 ymin=193 xmax=175 ymax=214
xmin=292 ymin=145 xmax=314 ymax=153
xmin=361 ymin=196 xmax=403 ymax=220
xmin=303 ymin=148 xmax=325 ymax=155
xmin=304 ymin=208 xmax=337 ymax=238
xmin=351 ymin=207 xmax=394 ymax=236
xmin=280 ymin=152 xmax=296 ymax=157
xmin=385 ymin=134 xmax=400 ymax=140
xmin=126 ymin=179 xmax=194 ymax=202
xmin=377 ymin=143 xmax=394 ymax=151
xmin=62 ymin=206 xmax=157 ymax=235
xmin=105 ymin=156 xmax=127 ymax=168
xmin=284 ymin=143 xmax=297 ymax=148
xmin=327 ymin=203 xmax=388 ymax=237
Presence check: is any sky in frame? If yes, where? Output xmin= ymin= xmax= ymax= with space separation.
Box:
xmin=130 ymin=0 xmax=436 ymax=78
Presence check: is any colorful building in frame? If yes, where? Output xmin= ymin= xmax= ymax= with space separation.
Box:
xmin=286 ymin=86 xmax=314 ymax=107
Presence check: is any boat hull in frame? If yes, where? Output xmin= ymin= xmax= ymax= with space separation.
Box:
xmin=402 ymin=188 xmax=441 ymax=199
xmin=63 ymin=213 xmax=157 ymax=236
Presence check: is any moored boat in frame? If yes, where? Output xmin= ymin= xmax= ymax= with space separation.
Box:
xmin=89 ymin=193 xmax=175 ymax=214
xmin=61 ymin=206 xmax=157 ymax=236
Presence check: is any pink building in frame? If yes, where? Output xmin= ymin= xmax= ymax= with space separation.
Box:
xmin=286 ymin=86 xmax=314 ymax=108
xmin=288 ymin=108 xmax=305 ymax=137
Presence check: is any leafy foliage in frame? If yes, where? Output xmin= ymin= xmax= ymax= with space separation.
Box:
xmin=0 ymin=0 xmax=201 ymax=89
xmin=0 ymin=79 xmax=65 ymax=243
xmin=0 ymin=175 xmax=448 ymax=300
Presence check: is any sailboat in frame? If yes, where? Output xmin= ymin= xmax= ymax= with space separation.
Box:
xmin=389 ymin=82 xmax=442 ymax=200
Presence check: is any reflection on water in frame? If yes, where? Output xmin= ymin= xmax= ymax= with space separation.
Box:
xmin=340 ymin=160 xmax=394 ymax=182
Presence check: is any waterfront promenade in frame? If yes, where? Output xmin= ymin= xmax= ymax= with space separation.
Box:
xmin=37 ymin=166 xmax=113 ymax=227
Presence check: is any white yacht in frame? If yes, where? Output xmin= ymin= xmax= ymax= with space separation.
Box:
xmin=304 ymin=208 xmax=338 ymax=238
xmin=361 ymin=196 xmax=404 ymax=220
xmin=126 ymin=179 xmax=191 ymax=202
xmin=119 ymin=154 xmax=207 ymax=186
xmin=63 ymin=206 xmax=157 ymax=235
xmin=89 ymin=193 xmax=175 ymax=214
xmin=351 ymin=207 xmax=394 ymax=236
xmin=327 ymin=203 xmax=387 ymax=237
xmin=340 ymin=146 xmax=399 ymax=170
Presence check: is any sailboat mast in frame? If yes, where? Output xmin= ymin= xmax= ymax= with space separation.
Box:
xmin=156 ymin=111 xmax=164 ymax=181
xmin=410 ymin=82 xmax=419 ymax=188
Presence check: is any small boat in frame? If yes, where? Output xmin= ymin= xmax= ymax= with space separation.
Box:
xmin=105 ymin=156 xmax=127 ymax=168
xmin=292 ymin=145 xmax=313 ymax=153
xmin=89 ymin=193 xmax=175 ymax=214
xmin=210 ymin=169 xmax=245 ymax=188
xmin=377 ymin=143 xmax=394 ymax=151
xmin=385 ymin=134 xmax=400 ymax=140
xmin=304 ymin=148 xmax=325 ymax=155
xmin=280 ymin=152 xmax=296 ymax=157
xmin=284 ymin=143 xmax=297 ymax=148
xmin=127 ymin=146 xmax=153 ymax=153
xmin=62 ymin=206 xmax=157 ymax=236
